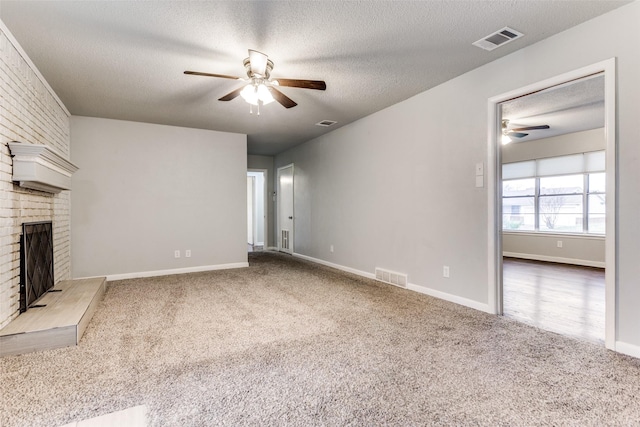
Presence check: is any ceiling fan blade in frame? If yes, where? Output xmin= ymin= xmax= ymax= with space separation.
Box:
xmin=249 ymin=49 xmax=269 ymax=77
xmin=275 ymin=79 xmax=327 ymax=91
xmin=218 ymin=86 xmax=245 ymax=102
xmin=509 ymin=132 xmax=529 ymax=138
xmin=268 ymin=86 xmax=297 ymax=108
xmin=510 ymin=125 xmax=550 ymax=131
xmin=184 ymin=70 xmax=242 ymax=80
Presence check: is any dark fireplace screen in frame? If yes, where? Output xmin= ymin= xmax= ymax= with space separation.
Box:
xmin=20 ymin=221 xmax=54 ymax=312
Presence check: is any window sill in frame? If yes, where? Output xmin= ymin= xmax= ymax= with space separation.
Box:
xmin=502 ymin=230 xmax=605 ymax=240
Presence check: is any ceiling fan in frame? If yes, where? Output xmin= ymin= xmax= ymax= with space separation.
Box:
xmin=184 ymin=49 xmax=326 ymax=113
xmin=502 ymin=119 xmax=550 ymax=139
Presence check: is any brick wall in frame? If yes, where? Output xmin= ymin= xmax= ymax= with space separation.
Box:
xmin=0 ymin=27 xmax=71 ymax=329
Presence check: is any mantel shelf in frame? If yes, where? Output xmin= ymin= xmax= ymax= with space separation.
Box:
xmin=7 ymin=141 xmax=79 ymax=194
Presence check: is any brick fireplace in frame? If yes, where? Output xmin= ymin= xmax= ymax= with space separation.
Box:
xmin=0 ymin=25 xmax=72 ymax=329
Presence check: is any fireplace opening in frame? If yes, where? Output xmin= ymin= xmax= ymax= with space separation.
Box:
xmin=20 ymin=221 xmax=55 ymax=313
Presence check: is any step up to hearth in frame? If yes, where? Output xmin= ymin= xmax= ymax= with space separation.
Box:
xmin=0 ymin=277 xmax=106 ymax=356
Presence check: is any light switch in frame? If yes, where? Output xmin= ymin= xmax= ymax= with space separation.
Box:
xmin=475 ymin=175 xmax=484 ymax=188
xmin=475 ymin=162 xmax=484 ymax=176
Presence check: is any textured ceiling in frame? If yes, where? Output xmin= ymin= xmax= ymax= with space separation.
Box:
xmin=0 ymin=1 xmax=629 ymax=155
xmin=502 ymin=74 xmax=605 ymax=143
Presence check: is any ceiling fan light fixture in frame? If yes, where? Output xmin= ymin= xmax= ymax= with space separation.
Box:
xmin=240 ymin=82 xmax=274 ymax=106
xmin=257 ymin=84 xmax=274 ymax=105
xmin=501 ymin=133 xmax=512 ymax=145
xmin=240 ymin=84 xmax=259 ymax=105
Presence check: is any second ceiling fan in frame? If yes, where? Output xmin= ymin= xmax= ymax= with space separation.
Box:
xmin=185 ymin=49 xmax=326 ymax=112
xmin=502 ymin=119 xmax=550 ymax=138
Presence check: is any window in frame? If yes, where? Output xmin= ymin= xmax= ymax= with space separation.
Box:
xmin=502 ymin=178 xmax=535 ymax=231
xmin=588 ymin=173 xmax=606 ymax=234
xmin=502 ymin=152 xmax=605 ymax=234
xmin=539 ymin=175 xmax=583 ymax=232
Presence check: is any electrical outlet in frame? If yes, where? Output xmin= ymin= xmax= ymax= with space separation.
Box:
xmin=174 ymin=250 xmax=180 ymax=258
xmin=330 ymin=245 xmax=334 ymax=253
xmin=557 ymin=240 xmax=563 ymax=248
xmin=443 ymin=266 xmax=450 ymax=278
xmin=185 ymin=250 xmax=191 ymax=258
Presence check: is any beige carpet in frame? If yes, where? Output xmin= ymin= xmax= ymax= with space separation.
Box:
xmin=1 ymin=251 xmax=639 ymax=426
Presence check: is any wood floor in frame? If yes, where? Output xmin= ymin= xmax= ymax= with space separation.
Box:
xmin=502 ymin=257 xmax=605 ymax=344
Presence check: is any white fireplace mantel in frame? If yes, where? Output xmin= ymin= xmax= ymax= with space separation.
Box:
xmin=7 ymin=142 xmax=79 ymax=194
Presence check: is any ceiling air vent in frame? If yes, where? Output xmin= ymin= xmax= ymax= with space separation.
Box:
xmin=316 ymin=120 xmax=337 ymax=127
xmin=473 ymin=27 xmax=523 ymax=51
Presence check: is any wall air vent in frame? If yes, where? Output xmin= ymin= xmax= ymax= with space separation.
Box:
xmin=281 ymin=229 xmax=290 ymax=250
xmin=472 ymin=27 xmax=523 ymax=51
xmin=315 ymin=120 xmax=337 ymax=127
xmin=375 ymin=267 xmax=408 ymax=288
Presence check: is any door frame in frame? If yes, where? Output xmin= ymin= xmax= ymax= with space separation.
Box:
xmin=486 ymin=58 xmax=617 ymax=350
xmin=247 ymin=169 xmax=268 ymax=248
xmin=277 ymin=163 xmax=294 ymax=254
xmin=247 ymin=175 xmax=255 ymax=245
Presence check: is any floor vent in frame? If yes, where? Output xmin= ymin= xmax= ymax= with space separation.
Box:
xmin=472 ymin=27 xmax=523 ymax=51
xmin=375 ymin=268 xmax=408 ymax=288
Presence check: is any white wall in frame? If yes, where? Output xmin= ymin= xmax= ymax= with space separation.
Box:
xmin=0 ymin=23 xmax=71 ymax=329
xmin=503 ymin=233 xmax=605 ymax=268
xmin=275 ymin=2 xmax=640 ymax=352
xmin=71 ymin=116 xmax=247 ymax=279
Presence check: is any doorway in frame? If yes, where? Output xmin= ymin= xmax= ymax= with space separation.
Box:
xmin=487 ymin=59 xmax=616 ymax=350
xmin=277 ymin=164 xmax=294 ymax=254
xmin=247 ymin=170 xmax=267 ymax=252
xmin=501 ymin=74 xmax=606 ymax=344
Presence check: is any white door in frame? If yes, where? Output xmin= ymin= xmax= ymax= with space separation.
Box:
xmin=277 ymin=164 xmax=294 ymax=254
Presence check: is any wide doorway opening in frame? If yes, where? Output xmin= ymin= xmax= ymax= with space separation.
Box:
xmin=488 ymin=59 xmax=616 ymax=350
xmin=501 ymin=75 xmax=606 ymax=344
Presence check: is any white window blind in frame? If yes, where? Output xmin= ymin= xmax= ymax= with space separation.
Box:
xmin=502 ymin=160 xmax=535 ymax=180
xmin=585 ymin=150 xmax=605 ymax=172
xmin=503 ymin=150 xmax=605 ymax=179
xmin=537 ymin=153 xmax=583 ymax=176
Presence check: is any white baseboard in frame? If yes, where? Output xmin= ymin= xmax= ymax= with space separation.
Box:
xmin=293 ymin=253 xmax=491 ymax=314
xmin=292 ymin=253 xmax=376 ymax=280
xmin=407 ymin=283 xmax=492 ymax=313
xmin=503 ymin=252 xmax=605 ymax=268
xmin=87 ymin=262 xmax=250 ymax=282
xmin=615 ymin=341 xmax=640 ymax=359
